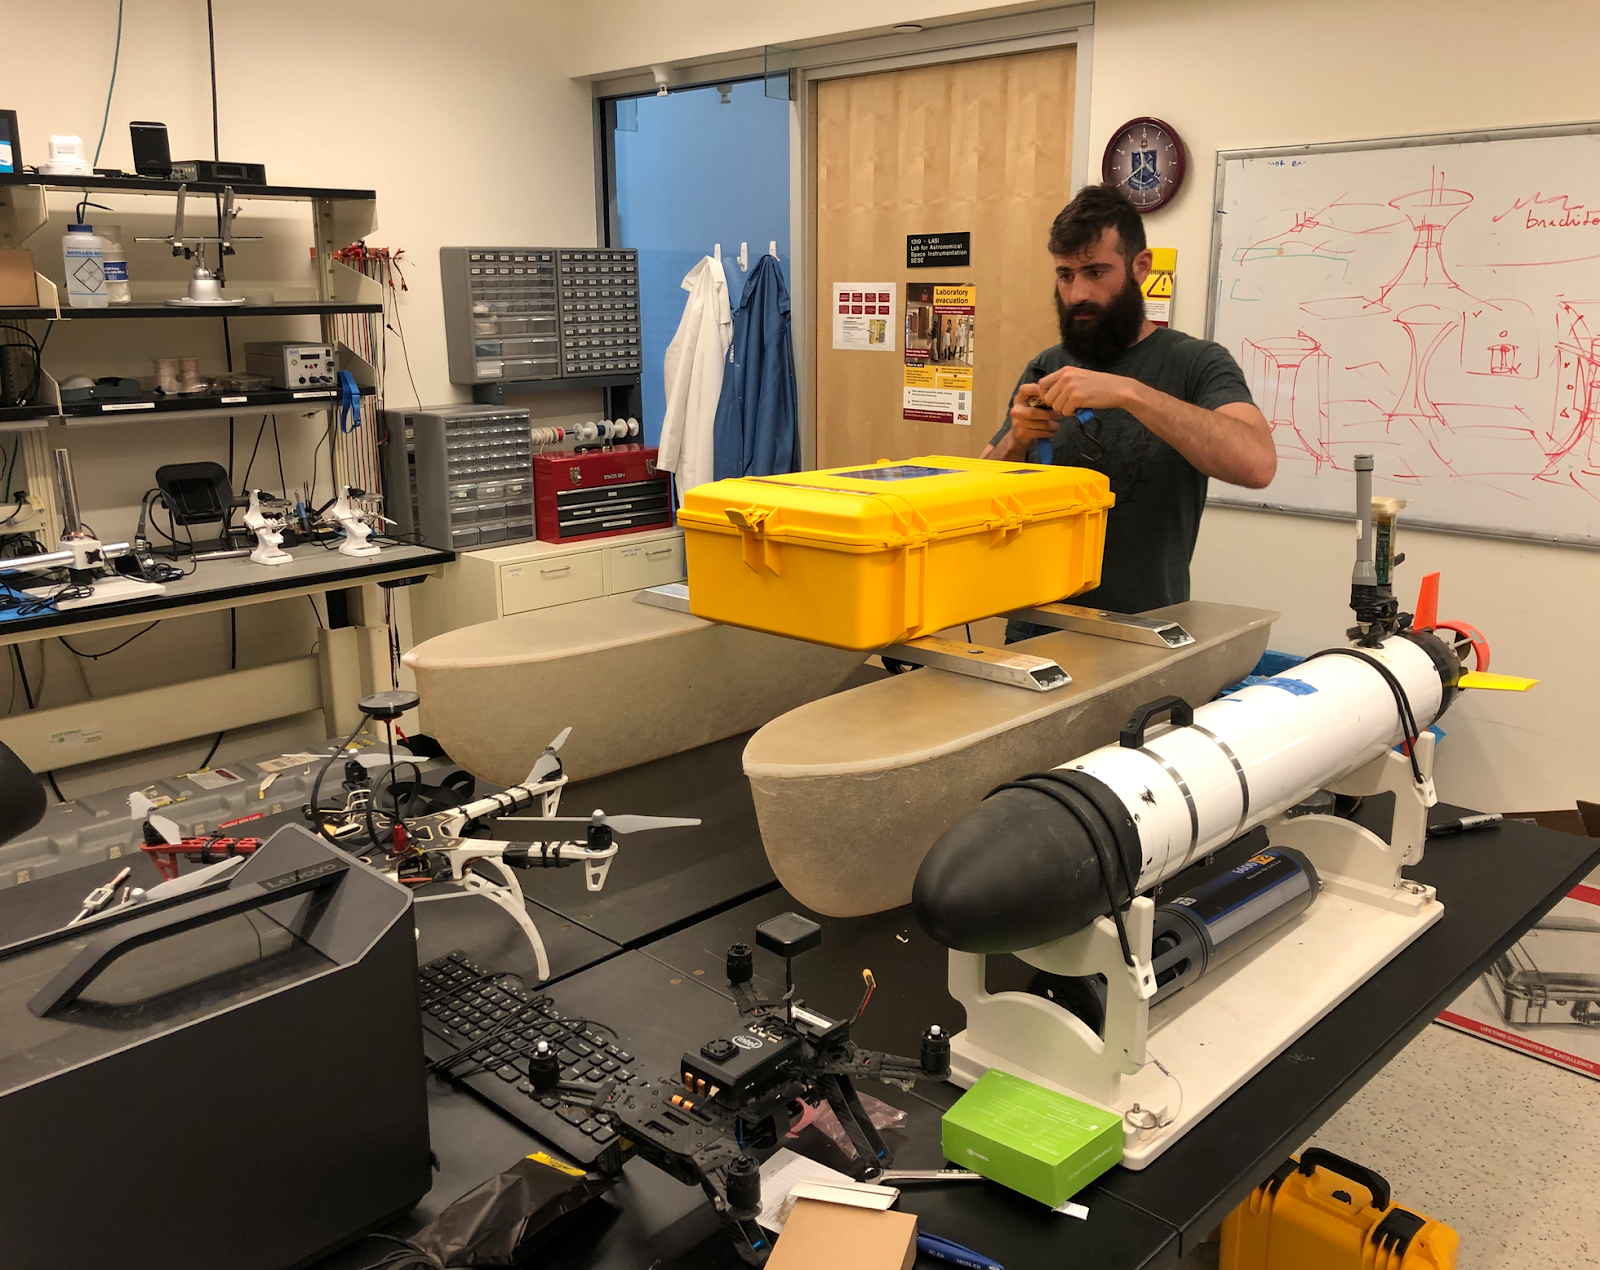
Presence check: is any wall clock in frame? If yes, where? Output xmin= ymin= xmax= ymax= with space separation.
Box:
xmin=1102 ymin=117 xmax=1186 ymax=212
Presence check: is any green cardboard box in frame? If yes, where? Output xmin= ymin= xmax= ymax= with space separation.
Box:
xmin=941 ymin=1068 xmax=1123 ymax=1207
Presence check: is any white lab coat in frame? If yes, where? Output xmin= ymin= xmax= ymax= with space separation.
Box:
xmin=659 ymin=256 xmax=732 ymax=502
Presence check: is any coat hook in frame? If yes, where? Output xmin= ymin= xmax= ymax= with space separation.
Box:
xmin=769 ymin=241 xmax=778 ymax=260
xmin=738 ymin=242 xmax=749 ymax=271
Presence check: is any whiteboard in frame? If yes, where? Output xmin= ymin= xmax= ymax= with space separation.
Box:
xmin=1207 ymin=123 xmax=1600 ymax=544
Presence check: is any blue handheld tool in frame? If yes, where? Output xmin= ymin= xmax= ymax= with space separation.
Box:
xmin=916 ymin=1232 xmax=1004 ymax=1270
xmin=1034 ymin=408 xmax=1094 ymax=467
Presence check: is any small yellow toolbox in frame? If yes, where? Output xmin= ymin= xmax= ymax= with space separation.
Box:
xmin=677 ymin=456 xmax=1112 ymax=650
xmin=1220 ymin=1149 xmax=1459 ymax=1270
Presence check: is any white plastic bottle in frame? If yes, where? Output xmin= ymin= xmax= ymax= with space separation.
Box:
xmin=62 ymin=224 xmax=107 ymax=308
xmin=99 ymin=225 xmax=131 ymax=305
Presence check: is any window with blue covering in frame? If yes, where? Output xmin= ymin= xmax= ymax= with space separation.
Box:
xmin=605 ymin=80 xmax=791 ymax=446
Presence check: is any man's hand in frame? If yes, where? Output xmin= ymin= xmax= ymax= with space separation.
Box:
xmin=985 ymin=383 xmax=1062 ymax=461
xmin=1033 ymin=365 xmax=1137 ymax=415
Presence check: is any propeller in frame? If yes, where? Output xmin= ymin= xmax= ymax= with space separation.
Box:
xmin=526 ymin=727 xmax=573 ymax=784
xmin=129 ymin=790 xmax=182 ymax=846
xmin=501 ymin=808 xmax=701 ymax=837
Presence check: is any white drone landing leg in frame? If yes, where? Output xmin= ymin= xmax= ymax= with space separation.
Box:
xmin=947 ymin=733 xmax=1444 ymax=1168
xmin=405 ymin=737 xmax=699 ymax=982
xmin=414 ymin=856 xmax=551 ymax=982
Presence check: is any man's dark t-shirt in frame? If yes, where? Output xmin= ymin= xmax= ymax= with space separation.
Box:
xmin=991 ymin=328 xmax=1254 ymax=634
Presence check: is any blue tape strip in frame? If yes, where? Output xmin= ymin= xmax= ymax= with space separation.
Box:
xmin=1261 ymin=677 xmax=1318 ymax=696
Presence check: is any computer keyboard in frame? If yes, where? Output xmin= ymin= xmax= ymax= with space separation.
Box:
xmin=417 ymin=950 xmax=642 ymax=1170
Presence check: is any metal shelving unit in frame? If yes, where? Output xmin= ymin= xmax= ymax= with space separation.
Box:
xmin=0 ymin=173 xmax=375 ymax=201
xmin=57 ymin=384 xmax=375 ymax=428
xmin=0 ymin=301 xmax=381 ymax=321
xmin=0 ymin=175 xmax=382 ymax=531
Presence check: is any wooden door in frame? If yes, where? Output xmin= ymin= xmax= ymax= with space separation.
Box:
xmin=813 ymin=46 xmax=1077 ymax=467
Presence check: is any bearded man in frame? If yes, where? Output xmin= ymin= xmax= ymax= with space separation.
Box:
xmin=981 ymin=184 xmax=1276 ymax=638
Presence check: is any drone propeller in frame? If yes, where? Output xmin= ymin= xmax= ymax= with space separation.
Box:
xmin=502 ymin=808 xmax=701 ymax=836
xmin=526 ymin=727 xmax=573 ymax=784
xmin=129 ymin=791 xmax=182 ymax=846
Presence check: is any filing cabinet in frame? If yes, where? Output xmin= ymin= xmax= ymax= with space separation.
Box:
xmin=409 ymin=526 xmax=686 ymax=640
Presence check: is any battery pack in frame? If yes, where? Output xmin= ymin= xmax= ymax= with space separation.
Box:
xmin=1220 ymin=1149 xmax=1459 ymax=1270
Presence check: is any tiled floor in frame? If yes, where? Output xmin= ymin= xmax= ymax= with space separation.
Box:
xmin=1179 ymin=1022 xmax=1600 ymax=1268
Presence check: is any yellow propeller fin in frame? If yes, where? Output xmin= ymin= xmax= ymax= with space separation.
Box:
xmin=1458 ymin=670 xmax=1538 ymax=691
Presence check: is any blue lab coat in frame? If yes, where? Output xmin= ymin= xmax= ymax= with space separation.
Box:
xmin=712 ymin=254 xmax=799 ymax=479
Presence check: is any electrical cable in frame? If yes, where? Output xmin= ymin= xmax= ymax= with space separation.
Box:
xmin=991 ymin=770 xmax=1140 ymax=968
xmin=0 ymin=323 xmax=43 ymax=406
xmin=386 ymin=289 xmax=423 ymax=408
xmin=9 ymin=646 xmax=64 ymax=800
xmin=146 ymin=498 xmax=201 ymax=576
xmin=1302 ymin=646 xmax=1426 ymax=785
xmin=193 ymin=610 xmax=236 ymax=770
xmin=91 ymin=0 xmax=125 ymax=166
xmin=369 ymin=759 xmax=423 ymax=851
xmin=349 ymin=1233 xmax=442 ymax=1270
xmin=1134 ymin=1051 xmax=1184 ymax=1132
xmin=309 ymin=718 xmax=373 ymax=844
xmin=238 ymin=415 xmax=268 ymax=491
xmin=852 ymin=968 xmax=876 ymax=1023
xmin=271 ymin=416 xmax=287 ymax=500
xmin=206 ymin=0 xmax=220 ymax=163
xmin=58 ymin=621 xmax=159 ymax=660
xmin=10 ymin=646 xmax=34 ymax=710
xmin=198 ymin=730 xmax=225 ymax=770
xmin=309 ymin=422 xmax=330 ymax=509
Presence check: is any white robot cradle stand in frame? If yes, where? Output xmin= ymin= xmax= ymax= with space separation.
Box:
xmin=243 ymin=489 xmax=293 ymax=566
xmin=322 ymin=485 xmax=384 ymax=557
xmin=914 ymin=454 xmax=1538 ymax=1167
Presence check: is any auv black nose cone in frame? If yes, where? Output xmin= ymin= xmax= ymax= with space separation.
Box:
xmin=912 ymin=783 xmax=1130 ymax=953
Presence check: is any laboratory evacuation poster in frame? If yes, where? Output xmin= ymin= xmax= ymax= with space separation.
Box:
xmin=1141 ymin=248 xmax=1176 ymax=327
xmin=903 ymin=283 xmax=975 ymax=425
xmin=1437 ymin=870 xmax=1600 ymax=1081
xmin=832 ymin=282 xmax=897 ymax=351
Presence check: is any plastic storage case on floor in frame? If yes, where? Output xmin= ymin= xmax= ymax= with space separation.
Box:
xmin=677 ymin=456 xmax=1113 ymax=650
xmin=1220 ymin=1150 xmax=1459 ymax=1270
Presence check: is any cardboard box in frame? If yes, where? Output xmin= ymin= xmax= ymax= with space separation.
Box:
xmin=942 ymin=1068 xmax=1123 ymax=1207
xmin=0 ymin=249 xmax=38 ymax=307
xmin=1501 ymin=801 xmax=1600 ymax=838
xmin=765 ymin=1197 xmax=917 ymax=1270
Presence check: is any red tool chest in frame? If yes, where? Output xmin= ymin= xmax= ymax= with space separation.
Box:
xmin=533 ymin=444 xmax=673 ymax=544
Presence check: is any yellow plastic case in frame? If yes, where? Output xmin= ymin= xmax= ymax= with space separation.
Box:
xmin=1220 ymin=1150 xmax=1459 ymax=1270
xmin=677 ymin=456 xmax=1113 ymax=650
